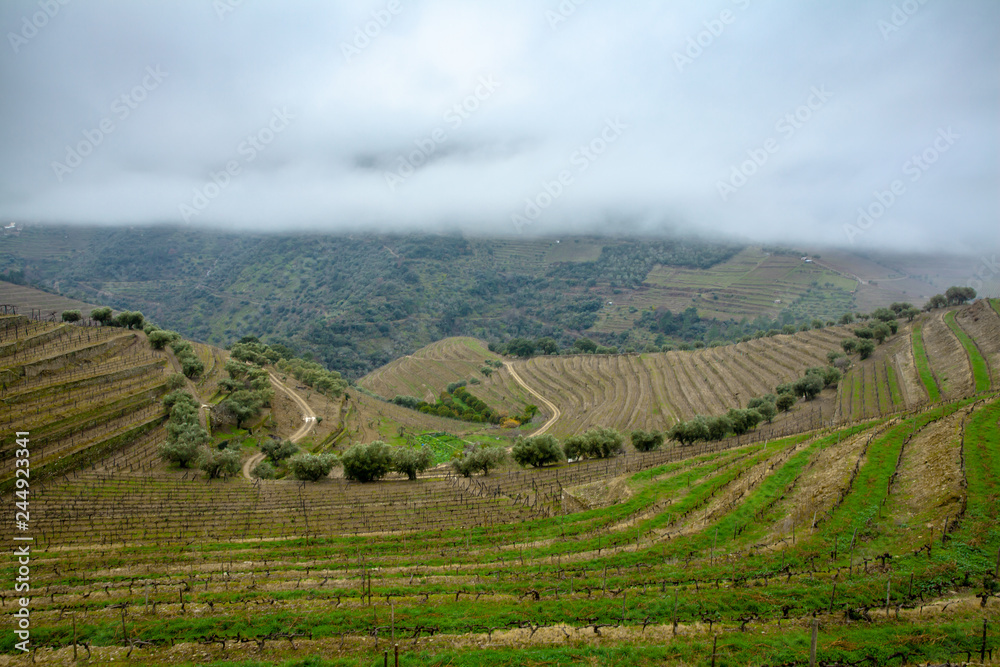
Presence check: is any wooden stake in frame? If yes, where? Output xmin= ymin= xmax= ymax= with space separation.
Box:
xmin=711 ymin=635 xmax=717 ymax=667
xmin=72 ymin=615 xmax=77 ymax=660
xmin=672 ymin=588 xmax=679 ymax=635
xmin=885 ymin=575 xmax=891 ymax=616
xmin=981 ymin=618 xmax=988 ymax=664
xmin=809 ymin=618 xmax=819 ymax=667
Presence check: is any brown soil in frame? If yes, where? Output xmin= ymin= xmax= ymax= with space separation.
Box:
xmin=956 ymin=299 xmax=1000 ymax=388
xmin=922 ymin=311 xmax=974 ymax=399
xmin=891 ymin=406 xmax=968 ymax=538
xmin=764 ymin=426 xmax=875 ymax=544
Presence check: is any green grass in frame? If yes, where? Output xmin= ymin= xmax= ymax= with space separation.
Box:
xmin=911 ymin=324 xmax=941 ymax=402
xmin=884 ymin=358 xmax=904 ymax=407
xmin=943 ymin=310 xmax=991 ymax=392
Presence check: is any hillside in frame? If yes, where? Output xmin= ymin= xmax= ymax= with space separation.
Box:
xmin=2 ymin=376 xmax=998 ymax=663
xmin=3 ymin=225 xmax=983 ymax=379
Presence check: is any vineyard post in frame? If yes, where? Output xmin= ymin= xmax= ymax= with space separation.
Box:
xmin=711 ymin=528 xmax=717 ymax=566
xmin=711 ymin=635 xmax=717 ymax=667
xmin=672 ymin=588 xmax=679 ymax=635
xmin=829 ymin=583 xmax=836 ymax=612
xmin=395 ymin=644 xmax=399 ymax=667
xmin=72 ymin=615 xmax=77 ymax=660
xmin=885 ymin=575 xmax=891 ymax=616
xmin=995 ymin=546 xmax=1000 ymax=578
xmin=982 ymin=618 xmax=988 ymax=664
xmin=809 ymin=618 xmax=819 ymax=667
xmin=849 ymin=529 xmax=857 ymax=576
xmin=391 ymin=602 xmax=395 ymax=644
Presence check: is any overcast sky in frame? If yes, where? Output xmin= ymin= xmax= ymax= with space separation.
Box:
xmin=1 ymin=0 xmax=997 ymax=251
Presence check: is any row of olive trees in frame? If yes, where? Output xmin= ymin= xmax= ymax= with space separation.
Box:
xmin=157 ymin=388 xmax=241 ymax=479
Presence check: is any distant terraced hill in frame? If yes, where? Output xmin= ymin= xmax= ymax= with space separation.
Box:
xmin=360 ymin=301 xmax=999 ymax=439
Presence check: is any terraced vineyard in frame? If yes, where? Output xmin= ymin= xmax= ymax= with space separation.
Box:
xmin=0 ymin=315 xmax=171 ymax=489
xmin=1 ymin=303 xmax=998 ymax=665
xmin=595 ymin=249 xmax=859 ymax=332
xmin=3 ymin=394 xmax=998 ymax=665
xmin=504 ymin=327 xmax=847 ymax=437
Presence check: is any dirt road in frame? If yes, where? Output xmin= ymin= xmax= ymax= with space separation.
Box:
xmin=242 ymin=373 xmax=318 ymax=480
xmin=503 ymin=361 xmax=561 ymax=436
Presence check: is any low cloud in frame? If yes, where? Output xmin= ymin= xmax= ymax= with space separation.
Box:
xmin=0 ymin=0 xmax=996 ymax=252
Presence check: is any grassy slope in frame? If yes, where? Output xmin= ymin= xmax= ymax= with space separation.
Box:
xmin=911 ymin=322 xmax=941 ymax=402
xmin=944 ymin=309 xmax=992 ymax=392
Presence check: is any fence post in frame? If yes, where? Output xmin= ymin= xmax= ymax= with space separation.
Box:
xmin=809 ymin=618 xmax=819 ymax=667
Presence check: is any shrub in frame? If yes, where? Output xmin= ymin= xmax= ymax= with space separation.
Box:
xmin=148 ymin=330 xmax=177 ymax=350
xmin=90 ymin=306 xmax=113 ymax=325
xmin=857 ymin=339 xmax=876 ymax=360
xmin=793 ymin=374 xmax=825 ymax=400
xmin=392 ymin=395 xmax=423 ymax=409
xmin=776 ymin=393 xmax=797 ymax=412
xmin=61 ymin=310 xmax=82 ymax=322
xmin=841 ymin=339 xmax=858 ymax=354
xmin=629 ymin=429 xmax=663 ymax=452
xmin=563 ymin=427 xmax=624 ymax=459
xmin=341 ymin=441 xmax=393 ymax=482
xmin=197 ymin=447 xmax=241 ymax=479
xmin=512 ymin=434 xmax=564 ymax=467
xmin=261 ymin=438 xmax=299 ymax=463
xmin=451 ymin=446 xmax=507 ymax=477
xmin=251 ymin=460 xmax=277 ymax=479
xmin=755 ymin=400 xmax=777 ymax=423
xmin=392 ymin=446 xmax=434 ymax=480
xmin=288 ymin=452 xmax=340 ymax=481
xmin=165 ymin=373 xmax=187 ymax=391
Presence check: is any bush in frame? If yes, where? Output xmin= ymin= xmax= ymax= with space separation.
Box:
xmin=148 ymin=330 xmax=177 ymax=350
xmin=451 ymin=446 xmax=507 ymax=477
xmin=61 ymin=310 xmax=82 ymax=322
xmin=341 ymin=441 xmax=394 ymax=482
xmin=667 ymin=416 xmax=711 ymax=445
xmin=392 ymin=395 xmax=423 ymax=409
xmin=392 ymin=446 xmax=434 ymax=480
xmin=563 ymin=428 xmax=624 ymax=460
xmin=288 ymin=452 xmax=340 ymax=481
xmin=857 ymin=339 xmax=876 ymax=360
xmin=165 ymin=373 xmax=187 ymax=391
xmin=754 ymin=400 xmax=777 ymax=423
xmin=841 ymin=339 xmax=858 ymax=354
xmin=776 ymin=393 xmax=797 ymax=412
xmin=251 ymin=460 xmax=276 ymax=479
xmin=197 ymin=447 xmax=241 ymax=479
xmin=630 ymin=429 xmax=663 ymax=452
xmin=158 ymin=433 xmax=202 ymax=469
xmin=261 ymin=438 xmax=298 ymax=463
xmin=90 ymin=307 xmax=113 ymax=325
xmin=512 ymin=434 xmax=564 ymax=467
xmin=792 ymin=374 xmax=825 ymax=400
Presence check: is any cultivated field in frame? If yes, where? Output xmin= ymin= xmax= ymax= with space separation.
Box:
xmin=0 ymin=303 xmax=998 ymax=665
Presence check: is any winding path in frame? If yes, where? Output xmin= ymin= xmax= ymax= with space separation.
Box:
xmin=503 ymin=361 xmax=561 ymax=436
xmin=242 ymin=372 xmax=318 ymax=480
